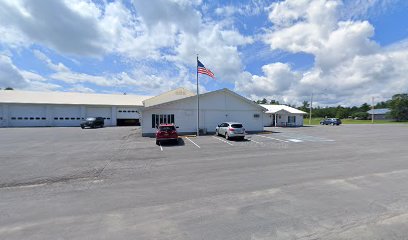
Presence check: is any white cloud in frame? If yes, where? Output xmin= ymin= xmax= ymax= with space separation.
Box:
xmin=0 ymin=54 xmax=61 ymax=91
xmin=235 ymin=63 xmax=301 ymax=98
xmin=236 ymin=0 xmax=408 ymax=106
xmin=0 ymin=54 xmax=28 ymax=88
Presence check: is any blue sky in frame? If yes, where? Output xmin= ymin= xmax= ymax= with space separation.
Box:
xmin=1 ymin=0 xmax=408 ymax=106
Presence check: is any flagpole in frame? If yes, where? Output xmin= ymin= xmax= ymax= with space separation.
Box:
xmin=196 ymin=54 xmax=200 ymax=136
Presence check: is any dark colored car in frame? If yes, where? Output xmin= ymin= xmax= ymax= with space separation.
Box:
xmin=156 ymin=124 xmax=179 ymax=145
xmin=320 ymin=118 xmax=342 ymax=125
xmin=80 ymin=117 xmax=104 ymax=129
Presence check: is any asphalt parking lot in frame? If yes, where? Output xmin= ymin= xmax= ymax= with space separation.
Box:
xmin=1 ymin=124 xmax=408 ymax=239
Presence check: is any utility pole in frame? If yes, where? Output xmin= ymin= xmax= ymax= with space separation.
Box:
xmin=309 ymin=92 xmax=313 ymax=125
xmin=371 ymin=96 xmax=374 ymax=124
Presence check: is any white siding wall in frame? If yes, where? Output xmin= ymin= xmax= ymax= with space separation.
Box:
xmin=0 ymin=104 xmax=4 ymax=127
xmin=142 ymin=91 xmax=264 ymax=135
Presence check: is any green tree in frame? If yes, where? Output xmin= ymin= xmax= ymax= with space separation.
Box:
xmin=389 ymin=93 xmax=408 ymax=121
xmin=260 ymin=98 xmax=268 ymax=104
xmin=359 ymin=103 xmax=370 ymax=112
xmin=4 ymin=87 xmax=14 ymax=90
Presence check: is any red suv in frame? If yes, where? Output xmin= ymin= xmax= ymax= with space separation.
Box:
xmin=156 ymin=124 xmax=179 ymax=145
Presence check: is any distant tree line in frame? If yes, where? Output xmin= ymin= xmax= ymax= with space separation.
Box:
xmin=255 ymin=93 xmax=408 ymax=121
xmin=0 ymin=87 xmax=14 ymax=90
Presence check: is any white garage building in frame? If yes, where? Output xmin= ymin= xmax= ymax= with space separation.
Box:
xmin=0 ymin=91 xmax=150 ymax=127
xmin=141 ymin=88 xmax=267 ymax=136
xmin=261 ymin=104 xmax=307 ymax=127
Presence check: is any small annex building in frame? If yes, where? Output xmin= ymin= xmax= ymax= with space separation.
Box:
xmin=367 ymin=108 xmax=391 ymax=120
xmin=141 ymin=88 xmax=267 ymax=136
xmin=0 ymin=90 xmax=150 ymax=127
xmin=261 ymin=104 xmax=307 ymax=127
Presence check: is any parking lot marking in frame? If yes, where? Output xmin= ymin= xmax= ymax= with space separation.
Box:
xmin=249 ymin=139 xmax=262 ymax=144
xmin=288 ymin=139 xmax=303 ymax=143
xmin=186 ymin=137 xmax=201 ymax=148
xmin=212 ymin=136 xmax=234 ymax=146
xmin=257 ymin=135 xmax=289 ymax=143
xmin=159 ymin=144 xmax=163 ymax=151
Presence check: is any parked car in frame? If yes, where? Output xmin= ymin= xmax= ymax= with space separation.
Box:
xmin=80 ymin=117 xmax=104 ymax=129
xmin=215 ymin=122 xmax=246 ymax=140
xmin=320 ymin=118 xmax=342 ymax=125
xmin=156 ymin=124 xmax=179 ymax=145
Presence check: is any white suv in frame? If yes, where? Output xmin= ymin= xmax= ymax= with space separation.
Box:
xmin=215 ymin=122 xmax=246 ymax=140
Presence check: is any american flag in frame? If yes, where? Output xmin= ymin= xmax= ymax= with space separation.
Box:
xmin=197 ymin=60 xmax=215 ymax=79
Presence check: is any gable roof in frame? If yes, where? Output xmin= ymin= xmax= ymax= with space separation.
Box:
xmin=367 ymin=108 xmax=390 ymax=115
xmin=143 ymin=88 xmax=267 ymax=111
xmin=0 ymin=90 xmax=151 ymax=106
xmin=260 ymin=104 xmax=307 ymax=114
xmin=143 ymin=87 xmax=195 ymax=107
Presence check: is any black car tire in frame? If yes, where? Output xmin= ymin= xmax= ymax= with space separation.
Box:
xmin=81 ymin=126 xmax=84 ymax=129
xmin=156 ymin=140 xmax=159 ymax=145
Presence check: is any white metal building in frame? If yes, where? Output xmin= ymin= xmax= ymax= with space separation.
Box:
xmin=260 ymin=104 xmax=307 ymax=127
xmin=0 ymin=91 xmax=150 ymax=127
xmin=141 ymin=88 xmax=267 ymax=136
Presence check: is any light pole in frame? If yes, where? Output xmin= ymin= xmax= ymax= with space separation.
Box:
xmin=309 ymin=92 xmax=313 ymax=125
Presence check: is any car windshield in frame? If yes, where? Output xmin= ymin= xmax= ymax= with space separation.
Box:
xmin=86 ymin=118 xmax=95 ymax=121
xmin=159 ymin=126 xmax=175 ymax=131
xmin=231 ymin=124 xmax=243 ymax=128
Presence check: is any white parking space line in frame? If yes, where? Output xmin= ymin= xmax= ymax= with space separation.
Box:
xmin=185 ymin=137 xmax=201 ymax=148
xmin=287 ymin=139 xmax=303 ymax=143
xmin=249 ymin=139 xmax=262 ymax=144
xmin=212 ymin=136 xmax=234 ymax=146
xmin=159 ymin=144 xmax=163 ymax=151
xmin=256 ymin=135 xmax=289 ymax=143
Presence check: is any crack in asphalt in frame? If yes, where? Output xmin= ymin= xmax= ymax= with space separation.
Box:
xmin=0 ymin=169 xmax=104 ymax=189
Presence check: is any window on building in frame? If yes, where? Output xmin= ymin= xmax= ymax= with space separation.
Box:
xmin=151 ymin=114 xmax=175 ymax=128
xmin=288 ymin=116 xmax=296 ymax=123
xmin=35 ymin=117 xmax=40 ymax=120
xmin=42 ymin=117 xmax=46 ymax=120
xmin=65 ymin=117 xmax=69 ymax=120
xmin=24 ymin=117 xmax=28 ymax=120
xmin=11 ymin=117 xmax=16 ymax=120
xmin=30 ymin=117 xmax=34 ymax=120
xmin=59 ymin=117 xmax=64 ymax=120
xmin=76 ymin=118 xmax=81 ymax=120
xmin=253 ymin=114 xmax=260 ymax=118
xmin=18 ymin=117 xmax=22 ymax=120
xmin=118 ymin=110 xmax=122 ymax=112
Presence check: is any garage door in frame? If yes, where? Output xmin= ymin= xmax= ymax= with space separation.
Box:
xmin=116 ymin=107 xmax=141 ymax=126
xmin=9 ymin=104 xmax=48 ymax=127
xmin=51 ymin=105 xmax=82 ymax=127
xmin=86 ymin=107 xmax=112 ymax=126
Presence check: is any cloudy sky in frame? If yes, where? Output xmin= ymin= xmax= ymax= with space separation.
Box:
xmin=0 ymin=0 xmax=407 ymax=106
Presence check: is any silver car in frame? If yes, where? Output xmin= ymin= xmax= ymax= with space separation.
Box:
xmin=215 ymin=122 xmax=246 ymax=140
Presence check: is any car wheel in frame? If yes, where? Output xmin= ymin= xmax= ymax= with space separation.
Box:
xmin=320 ymin=122 xmax=324 ymax=125
xmin=156 ymin=140 xmax=159 ymax=145
xmin=81 ymin=126 xmax=84 ymax=129
xmin=225 ymin=133 xmax=229 ymax=140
